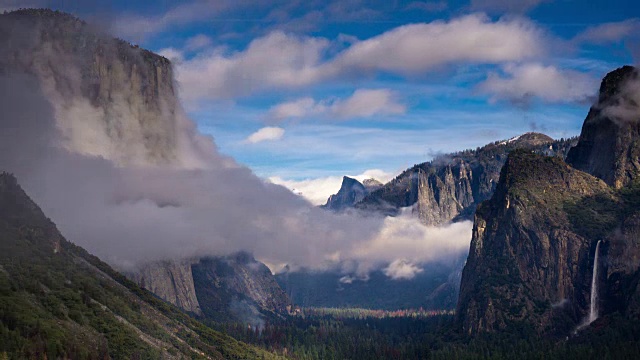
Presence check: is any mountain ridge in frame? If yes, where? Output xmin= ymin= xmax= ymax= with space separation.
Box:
xmin=456 ymin=65 xmax=640 ymax=336
xmin=0 ymin=172 xmax=282 ymax=358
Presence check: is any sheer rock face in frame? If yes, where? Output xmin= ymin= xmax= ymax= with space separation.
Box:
xmin=456 ymin=152 xmax=610 ymax=335
xmin=355 ymin=133 xmax=576 ymax=226
xmin=0 ymin=9 xmax=202 ymax=167
xmin=323 ymin=177 xmax=368 ymax=211
xmin=458 ymin=66 xmax=640 ymax=336
xmin=416 ymin=160 xmax=475 ymax=226
xmin=191 ymin=253 xmax=291 ymax=322
xmin=129 ymin=253 xmax=290 ymax=322
xmin=130 ymin=260 xmax=202 ymax=315
xmin=567 ymin=66 xmax=640 ymax=189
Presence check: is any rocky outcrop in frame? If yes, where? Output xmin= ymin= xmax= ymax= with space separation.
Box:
xmin=130 ymin=259 xmax=202 ymax=315
xmin=457 ymin=66 xmax=640 ymax=336
xmin=416 ymin=160 xmax=474 ymax=225
xmin=456 ymin=151 xmax=611 ymax=334
xmin=192 ymin=253 xmax=291 ymax=322
xmin=129 ymin=252 xmax=291 ymax=323
xmin=567 ymin=66 xmax=640 ymax=188
xmin=0 ymin=9 xmax=206 ymax=167
xmin=356 ymin=133 xmax=577 ymax=225
xmin=323 ymin=177 xmax=369 ymax=211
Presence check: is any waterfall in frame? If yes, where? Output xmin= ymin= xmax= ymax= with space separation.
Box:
xmin=588 ymin=240 xmax=602 ymax=324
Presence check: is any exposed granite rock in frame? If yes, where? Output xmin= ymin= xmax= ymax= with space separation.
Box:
xmin=356 ymin=133 xmax=577 ymax=225
xmin=0 ymin=9 xmax=193 ymax=166
xmin=567 ymin=66 xmax=640 ymax=188
xmin=192 ymin=252 xmax=291 ymax=322
xmin=129 ymin=252 xmax=291 ymax=323
xmin=456 ymin=151 xmax=611 ymax=335
xmin=323 ymin=177 xmax=368 ymax=211
xmin=457 ymin=66 xmax=640 ymax=336
xmin=416 ymin=159 xmax=474 ymax=225
xmin=130 ymin=259 xmax=202 ymax=315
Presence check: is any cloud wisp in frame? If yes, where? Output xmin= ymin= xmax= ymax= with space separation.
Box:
xmin=245 ymin=126 xmax=285 ymax=143
xmin=478 ymin=63 xmax=597 ymax=105
xmin=267 ymin=89 xmax=406 ymax=122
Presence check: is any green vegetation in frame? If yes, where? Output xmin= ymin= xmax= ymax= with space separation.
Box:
xmin=0 ymin=173 xmax=282 ymax=359
xmin=217 ymin=310 xmax=640 ymax=360
xmin=565 ymin=181 xmax=640 ymax=240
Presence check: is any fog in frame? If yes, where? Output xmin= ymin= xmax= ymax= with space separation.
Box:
xmin=0 ymin=12 xmax=472 ymax=279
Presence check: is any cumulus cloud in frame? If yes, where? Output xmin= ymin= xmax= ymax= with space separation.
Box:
xmin=176 ymin=31 xmax=331 ymax=101
xmin=174 ymin=14 xmax=548 ymax=102
xmin=383 ymin=259 xmax=424 ymax=280
xmin=331 ymin=13 xmax=546 ymax=75
xmin=478 ymin=63 xmax=597 ymax=104
xmin=267 ymin=89 xmax=406 ymax=121
xmin=574 ymin=18 xmax=640 ymax=44
xmin=245 ymin=126 xmax=285 ymax=143
xmin=347 ymin=215 xmax=472 ymax=276
xmin=269 ymin=169 xmax=393 ymax=206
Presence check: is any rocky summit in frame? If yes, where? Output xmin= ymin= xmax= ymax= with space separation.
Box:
xmin=353 ymin=132 xmax=577 ymax=226
xmin=567 ymin=66 xmax=640 ymax=189
xmin=457 ymin=66 xmax=640 ymax=336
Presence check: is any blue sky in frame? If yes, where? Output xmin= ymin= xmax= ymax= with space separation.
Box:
xmin=5 ymin=0 xmax=639 ymax=201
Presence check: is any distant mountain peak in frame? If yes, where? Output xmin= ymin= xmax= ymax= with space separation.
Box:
xmin=322 ymin=176 xmax=368 ymax=211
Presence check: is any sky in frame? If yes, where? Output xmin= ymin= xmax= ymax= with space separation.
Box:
xmin=3 ymin=0 xmax=638 ymax=203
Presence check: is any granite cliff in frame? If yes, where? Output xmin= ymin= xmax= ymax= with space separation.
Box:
xmin=457 ymin=66 xmax=640 ymax=336
xmin=0 ymin=8 xmax=208 ymax=167
xmin=567 ymin=65 xmax=640 ymax=188
xmin=322 ymin=176 xmax=382 ymax=211
xmin=352 ymin=133 xmax=576 ymax=226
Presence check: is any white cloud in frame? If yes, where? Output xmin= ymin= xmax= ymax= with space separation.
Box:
xmin=333 ymin=89 xmax=406 ymax=118
xmin=157 ymin=48 xmax=184 ymax=63
xmin=349 ymin=216 xmax=473 ymax=276
xmin=268 ymin=97 xmax=320 ymax=121
xmin=267 ymin=89 xmax=406 ymax=121
xmin=245 ymin=126 xmax=285 ymax=144
xmin=176 ymin=31 xmax=331 ymax=102
xmin=469 ymin=0 xmax=549 ymax=13
xmin=383 ymin=259 xmax=424 ymax=280
xmin=111 ymin=0 xmax=240 ymax=41
xmin=478 ymin=63 xmax=597 ymax=104
xmin=173 ymin=14 xmax=548 ymax=102
xmin=185 ymin=34 xmax=213 ymax=51
xmin=574 ymin=19 xmax=640 ymax=44
xmin=268 ymin=169 xmax=393 ymax=206
xmin=332 ymin=14 xmax=545 ymax=75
